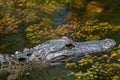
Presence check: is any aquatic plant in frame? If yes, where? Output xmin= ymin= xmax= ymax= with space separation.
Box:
xmin=65 ymin=45 xmax=120 ymax=80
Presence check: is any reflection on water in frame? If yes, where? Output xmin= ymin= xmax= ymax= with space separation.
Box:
xmin=52 ymin=8 xmax=71 ymax=26
xmin=23 ymin=65 xmax=74 ymax=80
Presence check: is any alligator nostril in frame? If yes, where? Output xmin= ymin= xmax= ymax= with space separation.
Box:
xmin=65 ymin=43 xmax=75 ymax=49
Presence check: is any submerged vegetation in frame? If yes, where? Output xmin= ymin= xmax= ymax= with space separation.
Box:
xmin=0 ymin=62 xmax=49 ymax=80
xmin=0 ymin=0 xmax=120 ymax=80
xmin=65 ymin=49 xmax=120 ymax=80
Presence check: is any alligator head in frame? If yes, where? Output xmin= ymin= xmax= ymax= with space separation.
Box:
xmin=30 ymin=36 xmax=116 ymax=64
xmin=0 ymin=36 xmax=116 ymax=66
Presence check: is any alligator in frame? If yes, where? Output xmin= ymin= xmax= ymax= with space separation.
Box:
xmin=0 ymin=36 xmax=116 ymax=67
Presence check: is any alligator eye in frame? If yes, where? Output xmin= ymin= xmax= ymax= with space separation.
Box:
xmin=65 ymin=43 xmax=75 ymax=49
xmin=27 ymin=54 xmax=32 ymax=56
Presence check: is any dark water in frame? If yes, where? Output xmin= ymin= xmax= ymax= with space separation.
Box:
xmin=52 ymin=8 xmax=71 ymax=25
xmin=23 ymin=65 xmax=75 ymax=80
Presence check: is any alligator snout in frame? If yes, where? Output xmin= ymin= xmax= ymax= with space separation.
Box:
xmin=101 ymin=38 xmax=116 ymax=51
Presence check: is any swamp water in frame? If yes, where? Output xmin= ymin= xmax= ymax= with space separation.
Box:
xmin=0 ymin=0 xmax=120 ymax=80
xmin=22 ymin=65 xmax=74 ymax=80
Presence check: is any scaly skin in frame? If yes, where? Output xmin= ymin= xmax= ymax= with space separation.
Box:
xmin=0 ymin=36 xmax=116 ymax=67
